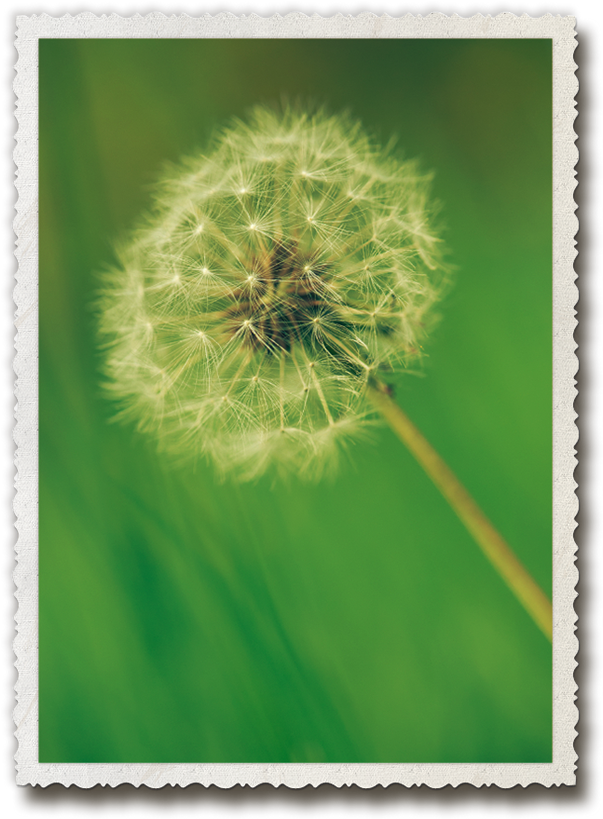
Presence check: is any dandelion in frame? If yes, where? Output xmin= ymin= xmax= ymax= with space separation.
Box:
xmin=99 ymin=106 xmax=443 ymax=479
xmin=99 ymin=105 xmax=551 ymax=640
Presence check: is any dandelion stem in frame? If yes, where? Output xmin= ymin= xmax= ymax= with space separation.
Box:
xmin=367 ymin=382 xmax=552 ymax=641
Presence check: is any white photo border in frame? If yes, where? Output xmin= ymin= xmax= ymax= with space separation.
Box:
xmin=13 ymin=12 xmax=578 ymax=788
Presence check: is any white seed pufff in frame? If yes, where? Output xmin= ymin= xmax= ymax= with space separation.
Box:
xmin=99 ymin=105 xmax=445 ymax=480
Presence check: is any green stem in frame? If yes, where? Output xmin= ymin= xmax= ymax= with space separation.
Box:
xmin=367 ymin=382 xmax=552 ymax=642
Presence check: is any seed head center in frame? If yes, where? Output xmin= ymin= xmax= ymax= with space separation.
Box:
xmin=223 ymin=241 xmax=337 ymax=353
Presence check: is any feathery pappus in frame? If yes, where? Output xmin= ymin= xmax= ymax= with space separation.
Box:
xmin=98 ymin=106 xmax=446 ymax=480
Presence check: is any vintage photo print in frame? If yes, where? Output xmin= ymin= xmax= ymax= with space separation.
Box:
xmin=14 ymin=13 xmax=578 ymax=788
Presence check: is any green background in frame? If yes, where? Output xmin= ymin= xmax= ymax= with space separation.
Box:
xmin=39 ymin=38 xmax=552 ymax=763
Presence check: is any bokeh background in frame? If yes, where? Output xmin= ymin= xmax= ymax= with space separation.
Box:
xmin=39 ymin=38 xmax=552 ymax=763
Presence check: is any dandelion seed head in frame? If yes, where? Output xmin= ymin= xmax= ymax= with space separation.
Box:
xmin=99 ymin=105 xmax=447 ymax=480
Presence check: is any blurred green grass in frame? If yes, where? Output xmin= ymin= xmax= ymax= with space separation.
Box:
xmin=39 ymin=38 xmax=552 ymax=762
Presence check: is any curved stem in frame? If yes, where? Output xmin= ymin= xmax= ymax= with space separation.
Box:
xmin=367 ymin=382 xmax=552 ymax=642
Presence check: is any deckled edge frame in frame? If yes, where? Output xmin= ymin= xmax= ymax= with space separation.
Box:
xmin=13 ymin=12 xmax=578 ymax=788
